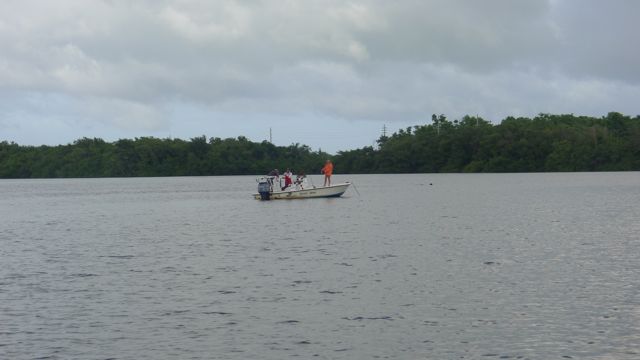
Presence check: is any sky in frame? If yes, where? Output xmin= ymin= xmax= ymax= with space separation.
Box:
xmin=1 ymin=0 xmax=639 ymax=154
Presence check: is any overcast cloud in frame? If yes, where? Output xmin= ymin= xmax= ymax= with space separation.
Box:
xmin=1 ymin=0 xmax=638 ymax=153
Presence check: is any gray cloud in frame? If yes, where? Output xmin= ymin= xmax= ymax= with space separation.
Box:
xmin=0 ymin=0 xmax=638 ymax=149
xmin=551 ymin=0 xmax=640 ymax=82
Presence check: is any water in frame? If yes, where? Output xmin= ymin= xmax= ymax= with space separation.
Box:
xmin=1 ymin=173 xmax=639 ymax=359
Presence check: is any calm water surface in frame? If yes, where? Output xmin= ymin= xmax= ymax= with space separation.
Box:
xmin=1 ymin=173 xmax=639 ymax=359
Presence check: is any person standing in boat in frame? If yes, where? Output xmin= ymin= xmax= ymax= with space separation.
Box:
xmin=282 ymin=168 xmax=293 ymax=190
xmin=321 ymin=160 xmax=333 ymax=187
xmin=295 ymin=170 xmax=306 ymax=190
xmin=267 ymin=168 xmax=279 ymax=190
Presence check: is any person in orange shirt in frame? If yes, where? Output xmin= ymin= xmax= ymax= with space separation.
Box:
xmin=321 ymin=160 xmax=333 ymax=187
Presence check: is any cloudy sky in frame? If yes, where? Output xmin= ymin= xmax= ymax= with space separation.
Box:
xmin=1 ymin=0 xmax=638 ymax=153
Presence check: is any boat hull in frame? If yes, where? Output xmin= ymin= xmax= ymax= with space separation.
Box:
xmin=253 ymin=182 xmax=350 ymax=200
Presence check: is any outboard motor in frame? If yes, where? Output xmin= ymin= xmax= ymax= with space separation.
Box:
xmin=257 ymin=177 xmax=271 ymax=200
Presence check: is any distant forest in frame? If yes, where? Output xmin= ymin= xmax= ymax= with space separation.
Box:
xmin=1 ymin=112 xmax=639 ymax=178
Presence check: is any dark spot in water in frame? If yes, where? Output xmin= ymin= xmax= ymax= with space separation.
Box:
xmin=292 ymin=280 xmax=312 ymax=285
xmin=482 ymin=354 xmax=499 ymax=357
xmin=70 ymin=273 xmax=98 ymax=277
xmin=343 ymin=316 xmax=393 ymax=321
xmin=297 ymin=340 xmax=311 ymax=345
xmin=218 ymin=290 xmax=236 ymax=295
xmin=277 ymin=320 xmax=300 ymax=324
xmin=203 ymin=311 xmax=232 ymax=315
xmin=319 ymin=290 xmax=343 ymax=294
xmin=484 ymin=261 xmax=496 ymax=265
xmin=337 ymin=262 xmax=353 ymax=266
xmin=473 ymin=319 xmax=497 ymax=326
xmin=163 ymin=310 xmax=189 ymax=316
xmin=334 ymin=348 xmax=350 ymax=352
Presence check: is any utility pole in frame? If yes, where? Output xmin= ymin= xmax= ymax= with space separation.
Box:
xmin=269 ymin=127 xmax=272 ymax=143
xmin=376 ymin=124 xmax=389 ymax=149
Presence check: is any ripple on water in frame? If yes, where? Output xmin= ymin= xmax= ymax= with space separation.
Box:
xmin=2 ymin=174 xmax=640 ymax=359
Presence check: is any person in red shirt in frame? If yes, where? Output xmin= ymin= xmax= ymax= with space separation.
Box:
xmin=321 ymin=160 xmax=333 ymax=187
xmin=282 ymin=168 xmax=293 ymax=190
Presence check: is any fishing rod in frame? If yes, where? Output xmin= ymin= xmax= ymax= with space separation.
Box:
xmin=350 ymin=181 xmax=361 ymax=196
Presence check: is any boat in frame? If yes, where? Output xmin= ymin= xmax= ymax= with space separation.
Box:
xmin=254 ymin=176 xmax=350 ymax=200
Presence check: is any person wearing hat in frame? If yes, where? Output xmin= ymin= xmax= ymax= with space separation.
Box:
xmin=267 ymin=168 xmax=279 ymax=190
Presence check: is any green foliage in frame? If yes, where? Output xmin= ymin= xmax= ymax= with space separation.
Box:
xmin=1 ymin=112 xmax=639 ymax=178
xmin=335 ymin=112 xmax=640 ymax=173
xmin=0 ymin=137 xmax=329 ymax=178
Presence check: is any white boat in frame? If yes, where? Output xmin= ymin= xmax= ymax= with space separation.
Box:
xmin=254 ymin=176 xmax=350 ymax=200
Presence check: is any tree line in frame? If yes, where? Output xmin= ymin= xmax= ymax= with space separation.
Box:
xmin=338 ymin=112 xmax=640 ymax=173
xmin=0 ymin=136 xmax=328 ymax=178
xmin=1 ymin=112 xmax=638 ymax=178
